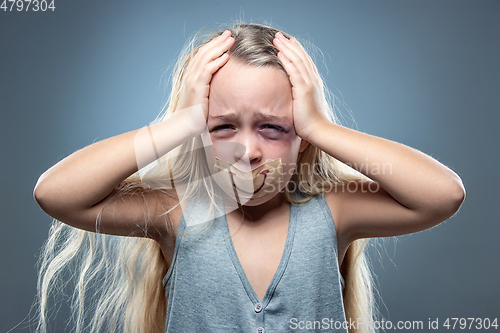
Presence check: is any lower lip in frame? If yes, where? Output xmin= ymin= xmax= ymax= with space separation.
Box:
xmin=230 ymin=170 xmax=269 ymax=196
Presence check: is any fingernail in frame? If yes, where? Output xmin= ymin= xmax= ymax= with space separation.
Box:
xmin=275 ymin=37 xmax=282 ymax=44
xmin=291 ymin=37 xmax=297 ymax=43
xmin=223 ymin=30 xmax=230 ymax=36
xmin=278 ymin=32 xmax=284 ymax=38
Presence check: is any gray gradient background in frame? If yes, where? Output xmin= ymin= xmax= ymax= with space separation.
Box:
xmin=1 ymin=1 xmax=499 ymax=332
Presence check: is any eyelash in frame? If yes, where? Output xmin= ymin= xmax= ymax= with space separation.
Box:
xmin=263 ymin=124 xmax=285 ymax=132
xmin=211 ymin=124 xmax=285 ymax=132
xmin=210 ymin=124 xmax=233 ymax=132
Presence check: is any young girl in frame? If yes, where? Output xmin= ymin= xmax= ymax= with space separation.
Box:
xmin=33 ymin=22 xmax=465 ymax=333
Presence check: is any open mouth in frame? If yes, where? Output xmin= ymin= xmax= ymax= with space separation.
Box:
xmin=229 ymin=169 xmax=269 ymax=196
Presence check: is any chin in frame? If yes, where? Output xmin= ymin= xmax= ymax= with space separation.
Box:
xmin=212 ymin=175 xmax=290 ymax=207
xmin=236 ymin=190 xmax=282 ymax=207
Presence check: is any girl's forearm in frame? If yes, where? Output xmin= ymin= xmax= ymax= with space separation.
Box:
xmin=33 ymin=107 xmax=204 ymax=214
xmin=306 ymin=121 xmax=465 ymax=214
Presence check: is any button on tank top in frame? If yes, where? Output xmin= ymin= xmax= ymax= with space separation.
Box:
xmin=162 ymin=193 xmax=347 ymax=332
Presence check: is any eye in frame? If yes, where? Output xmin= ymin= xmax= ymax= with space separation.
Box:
xmin=210 ymin=124 xmax=235 ymax=132
xmin=261 ymin=124 xmax=285 ymax=132
xmin=260 ymin=124 xmax=285 ymax=139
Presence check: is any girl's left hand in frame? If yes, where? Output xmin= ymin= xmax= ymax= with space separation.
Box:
xmin=273 ymin=32 xmax=331 ymax=140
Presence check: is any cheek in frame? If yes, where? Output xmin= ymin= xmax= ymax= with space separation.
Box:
xmin=281 ymin=135 xmax=302 ymax=159
xmin=270 ymin=137 xmax=302 ymax=175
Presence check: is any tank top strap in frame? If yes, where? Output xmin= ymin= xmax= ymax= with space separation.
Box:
xmin=296 ymin=193 xmax=346 ymax=291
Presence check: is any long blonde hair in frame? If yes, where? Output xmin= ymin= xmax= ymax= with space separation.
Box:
xmin=35 ymin=21 xmax=377 ymax=333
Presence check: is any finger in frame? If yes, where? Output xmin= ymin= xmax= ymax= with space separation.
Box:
xmin=290 ymin=37 xmax=320 ymax=76
xmin=201 ymin=52 xmax=230 ymax=82
xmin=273 ymin=33 xmax=312 ymax=84
xmin=286 ymin=36 xmax=319 ymax=76
xmin=277 ymin=50 xmax=307 ymax=90
xmin=206 ymin=35 xmax=234 ymax=62
xmin=198 ymin=30 xmax=231 ymax=53
xmin=274 ymin=36 xmax=311 ymax=87
xmin=274 ymin=33 xmax=318 ymax=80
xmin=193 ymin=34 xmax=234 ymax=74
xmin=196 ymin=30 xmax=233 ymax=63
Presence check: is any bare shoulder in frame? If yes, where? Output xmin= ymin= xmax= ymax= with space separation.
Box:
xmin=323 ymin=179 xmax=428 ymax=242
xmin=323 ymin=180 xmax=380 ymax=237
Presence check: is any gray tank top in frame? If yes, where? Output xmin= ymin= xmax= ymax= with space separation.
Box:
xmin=162 ymin=193 xmax=347 ymax=332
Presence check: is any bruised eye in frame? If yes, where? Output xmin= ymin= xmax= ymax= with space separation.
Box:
xmin=260 ymin=124 xmax=285 ymax=139
xmin=262 ymin=124 xmax=285 ymax=132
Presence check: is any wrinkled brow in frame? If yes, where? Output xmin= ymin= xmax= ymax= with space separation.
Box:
xmin=208 ymin=112 xmax=289 ymax=122
xmin=208 ymin=113 xmax=239 ymax=121
xmin=254 ymin=112 xmax=288 ymax=122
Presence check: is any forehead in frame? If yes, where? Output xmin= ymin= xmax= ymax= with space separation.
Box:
xmin=209 ymin=59 xmax=292 ymax=118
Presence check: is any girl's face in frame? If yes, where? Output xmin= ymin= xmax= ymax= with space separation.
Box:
xmin=206 ymin=58 xmax=308 ymax=206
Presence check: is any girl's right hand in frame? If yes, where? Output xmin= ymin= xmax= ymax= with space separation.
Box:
xmin=175 ymin=30 xmax=235 ymax=131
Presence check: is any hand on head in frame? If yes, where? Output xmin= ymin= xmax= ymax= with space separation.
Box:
xmin=176 ymin=30 xmax=235 ymax=124
xmin=273 ymin=32 xmax=331 ymax=141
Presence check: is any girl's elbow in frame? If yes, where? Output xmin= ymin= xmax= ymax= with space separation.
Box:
xmin=447 ymin=170 xmax=465 ymax=205
xmin=33 ymin=175 xmax=53 ymax=214
xmin=418 ymin=175 xmax=465 ymax=229
xmin=433 ymin=176 xmax=466 ymax=221
xmin=33 ymin=174 xmax=47 ymax=205
xmin=448 ymin=177 xmax=466 ymax=215
xmin=33 ymin=173 xmax=62 ymax=216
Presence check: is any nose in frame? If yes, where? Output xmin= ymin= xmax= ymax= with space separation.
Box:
xmin=234 ymin=131 xmax=262 ymax=169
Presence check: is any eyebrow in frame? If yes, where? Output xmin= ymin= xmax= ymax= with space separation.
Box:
xmin=255 ymin=112 xmax=288 ymax=122
xmin=208 ymin=112 xmax=289 ymax=122
xmin=208 ymin=113 xmax=239 ymax=121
